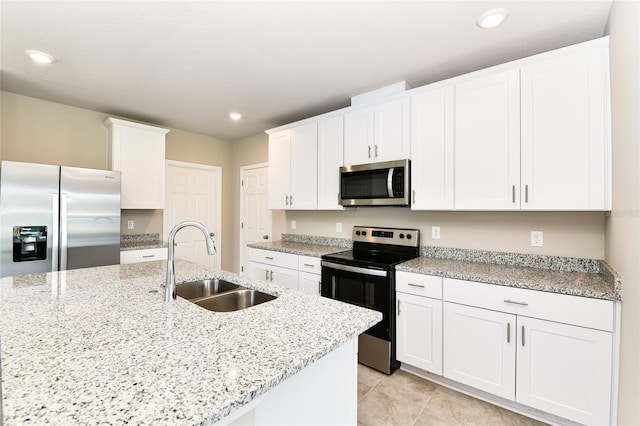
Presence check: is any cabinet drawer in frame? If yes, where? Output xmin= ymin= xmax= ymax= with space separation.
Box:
xmin=396 ymin=271 xmax=442 ymax=299
xmin=248 ymin=247 xmax=298 ymax=269
xmin=443 ymin=278 xmax=614 ymax=331
xmin=120 ymin=248 xmax=167 ymax=264
xmin=298 ymin=255 xmax=321 ymax=273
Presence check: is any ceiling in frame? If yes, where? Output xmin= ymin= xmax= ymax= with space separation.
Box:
xmin=0 ymin=1 xmax=612 ymax=141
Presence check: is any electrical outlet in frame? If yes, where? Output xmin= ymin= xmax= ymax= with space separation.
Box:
xmin=127 ymin=220 xmax=134 ymax=230
xmin=432 ymin=226 xmax=441 ymax=240
xmin=336 ymin=222 xmax=342 ymax=233
xmin=531 ymin=231 xmax=544 ymax=247
xmin=291 ymin=220 xmax=296 ymax=230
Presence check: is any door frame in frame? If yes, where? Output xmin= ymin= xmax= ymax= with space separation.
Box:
xmin=164 ymin=160 xmax=222 ymax=269
xmin=239 ymin=162 xmax=271 ymax=276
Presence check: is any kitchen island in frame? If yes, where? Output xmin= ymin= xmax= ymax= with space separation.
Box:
xmin=0 ymin=260 xmax=381 ymax=425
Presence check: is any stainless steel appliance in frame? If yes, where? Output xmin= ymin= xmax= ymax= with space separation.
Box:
xmin=320 ymin=226 xmax=419 ymax=374
xmin=339 ymin=159 xmax=410 ymax=207
xmin=0 ymin=161 xmax=121 ymax=278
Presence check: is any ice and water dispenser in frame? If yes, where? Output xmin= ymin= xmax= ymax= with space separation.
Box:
xmin=13 ymin=226 xmax=47 ymax=262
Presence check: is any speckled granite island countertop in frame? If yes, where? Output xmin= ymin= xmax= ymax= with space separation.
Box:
xmin=397 ymin=247 xmax=622 ymax=301
xmin=0 ymin=261 xmax=381 ymax=425
xmin=120 ymin=233 xmax=167 ymax=251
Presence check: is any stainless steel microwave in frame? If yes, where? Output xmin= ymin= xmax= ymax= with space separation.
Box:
xmin=339 ymin=159 xmax=410 ymax=206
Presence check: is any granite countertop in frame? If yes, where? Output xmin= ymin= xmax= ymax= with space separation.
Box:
xmin=0 ymin=261 xmax=381 ymax=425
xmin=247 ymin=240 xmax=347 ymax=257
xmin=120 ymin=233 xmax=167 ymax=251
xmin=398 ymin=254 xmax=621 ymax=301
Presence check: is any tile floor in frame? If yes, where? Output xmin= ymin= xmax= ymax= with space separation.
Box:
xmin=357 ymin=364 xmax=548 ymax=426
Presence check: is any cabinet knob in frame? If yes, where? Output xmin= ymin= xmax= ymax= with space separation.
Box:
xmin=263 ymin=235 xmax=269 ymax=240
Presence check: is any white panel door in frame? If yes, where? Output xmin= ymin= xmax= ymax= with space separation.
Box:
xmin=290 ymin=122 xmax=318 ymax=209
xmin=455 ymin=69 xmax=521 ymax=210
xmin=240 ymin=163 xmax=272 ymax=277
xmin=374 ymin=97 xmax=410 ymax=162
xmin=164 ymin=161 xmax=221 ymax=270
xmin=396 ymin=292 xmax=443 ymax=374
xmin=410 ymin=87 xmax=454 ymax=210
xmin=443 ymin=302 xmax=516 ymax=400
xmin=516 ymin=316 xmax=613 ymax=425
xmin=521 ymin=47 xmax=609 ymax=210
xmin=268 ymin=130 xmax=291 ymax=209
xmin=317 ymin=115 xmax=344 ymax=210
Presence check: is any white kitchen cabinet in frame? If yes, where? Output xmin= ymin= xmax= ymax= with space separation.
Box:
xmin=248 ymin=247 xmax=299 ymax=290
xmin=268 ymin=122 xmax=318 ymax=210
xmin=343 ymin=97 xmax=410 ymax=166
xmin=396 ymin=272 xmax=443 ymax=375
xmin=442 ymin=277 xmax=614 ymax=425
xmin=104 ymin=118 xmax=170 ymax=209
xmin=317 ymin=115 xmax=344 ymax=210
xmin=298 ymin=271 xmax=321 ymax=296
xmin=120 ymin=247 xmax=167 ymax=264
xmin=520 ymin=46 xmax=610 ymax=210
xmin=410 ymin=86 xmax=454 ymax=210
xmin=454 ymin=69 xmax=521 ymax=210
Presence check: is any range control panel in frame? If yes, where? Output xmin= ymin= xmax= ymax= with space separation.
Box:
xmin=352 ymin=226 xmax=419 ymax=247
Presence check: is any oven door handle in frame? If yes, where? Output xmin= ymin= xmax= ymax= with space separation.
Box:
xmin=322 ymin=260 xmax=388 ymax=277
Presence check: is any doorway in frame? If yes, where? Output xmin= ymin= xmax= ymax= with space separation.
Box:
xmin=164 ymin=160 xmax=222 ymax=270
xmin=239 ymin=163 xmax=271 ymax=276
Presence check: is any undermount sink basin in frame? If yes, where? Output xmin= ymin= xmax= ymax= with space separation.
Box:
xmin=176 ymin=279 xmax=240 ymax=300
xmin=195 ymin=289 xmax=277 ymax=312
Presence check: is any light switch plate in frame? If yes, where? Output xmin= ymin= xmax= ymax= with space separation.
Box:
xmin=291 ymin=220 xmax=296 ymax=230
xmin=531 ymin=231 xmax=544 ymax=247
xmin=127 ymin=220 xmax=134 ymax=230
xmin=432 ymin=226 xmax=441 ymax=239
xmin=336 ymin=222 xmax=342 ymax=233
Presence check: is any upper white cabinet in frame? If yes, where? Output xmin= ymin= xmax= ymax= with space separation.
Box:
xmin=268 ymin=122 xmax=318 ymax=210
xmin=520 ymin=46 xmax=610 ymax=210
xmin=344 ymin=97 xmax=410 ymax=166
xmin=453 ymin=38 xmax=610 ymax=211
xmin=454 ymin=69 xmax=521 ymax=210
xmin=104 ymin=118 xmax=170 ymax=209
xmin=317 ymin=115 xmax=344 ymax=210
xmin=410 ymin=87 xmax=454 ymax=210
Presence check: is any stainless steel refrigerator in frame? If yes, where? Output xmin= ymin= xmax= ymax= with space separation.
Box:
xmin=0 ymin=161 xmax=121 ymax=278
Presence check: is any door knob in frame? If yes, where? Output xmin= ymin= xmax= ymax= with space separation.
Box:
xmin=209 ymin=232 xmax=215 ymax=237
xmin=263 ymin=235 xmax=269 ymax=240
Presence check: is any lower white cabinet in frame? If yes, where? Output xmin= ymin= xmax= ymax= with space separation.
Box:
xmin=298 ymin=271 xmax=321 ymax=296
xmin=120 ymin=248 xmax=167 ymax=264
xmin=442 ymin=277 xmax=614 ymax=426
xmin=248 ymin=248 xmax=323 ymax=294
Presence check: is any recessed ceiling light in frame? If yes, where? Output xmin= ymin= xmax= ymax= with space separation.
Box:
xmin=229 ymin=112 xmax=242 ymax=121
xmin=477 ymin=8 xmax=509 ymax=29
xmin=25 ymin=49 xmax=55 ymax=64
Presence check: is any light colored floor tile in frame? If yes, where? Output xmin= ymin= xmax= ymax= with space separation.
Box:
xmin=357 ymin=387 xmax=423 ymax=426
xmin=358 ymin=363 xmax=385 ymax=388
xmin=413 ymin=410 xmax=453 ymax=426
xmin=376 ymin=369 xmax=438 ymax=409
xmin=358 ymin=381 xmax=373 ymax=401
xmin=485 ymin=404 xmax=549 ymax=426
xmin=423 ymin=387 xmax=495 ymax=425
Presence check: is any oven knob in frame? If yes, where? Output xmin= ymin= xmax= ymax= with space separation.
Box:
xmin=399 ymin=233 xmax=405 ymax=239
xmin=362 ymin=231 xmax=367 ymax=236
xmin=406 ymin=234 xmax=412 ymax=240
xmin=355 ymin=231 xmax=361 ymax=236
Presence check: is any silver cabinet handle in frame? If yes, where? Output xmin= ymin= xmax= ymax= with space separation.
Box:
xmin=408 ymin=283 xmax=425 ymax=288
xmin=521 ymin=325 xmax=525 ymax=347
xmin=512 ymin=185 xmax=516 ymax=203
xmin=507 ymin=322 xmax=511 ymax=343
xmin=412 ymin=189 xmax=416 ymax=204
xmin=525 ymin=184 xmax=529 ymax=203
xmin=368 ymin=145 xmax=372 ymax=158
xmin=304 ymin=263 xmax=314 ymax=268
xmin=504 ymin=299 xmax=528 ymax=306
xmin=269 ymin=270 xmax=274 ymax=281
xmin=397 ymin=299 xmax=401 ymax=315
xmin=285 ymin=195 xmax=289 ymax=206
xmin=318 ymin=281 xmax=321 ymax=295
xmin=290 ymin=195 xmax=294 ymax=205
xmin=142 ymin=255 xmax=155 ymax=258
xmin=265 ymin=270 xmax=269 ymax=280
xmin=265 ymin=256 xmax=274 ymax=260
xmin=374 ymin=144 xmax=379 ymax=157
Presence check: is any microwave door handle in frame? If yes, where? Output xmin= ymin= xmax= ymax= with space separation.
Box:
xmin=387 ymin=168 xmax=394 ymax=197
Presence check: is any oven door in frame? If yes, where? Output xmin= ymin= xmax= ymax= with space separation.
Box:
xmin=320 ymin=260 xmax=392 ymax=341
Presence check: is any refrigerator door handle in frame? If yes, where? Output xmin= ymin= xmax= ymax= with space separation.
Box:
xmin=59 ymin=193 xmax=68 ymax=271
xmin=52 ymin=194 xmax=60 ymax=272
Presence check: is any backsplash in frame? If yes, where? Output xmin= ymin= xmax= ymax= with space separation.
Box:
xmin=281 ymin=233 xmax=352 ymax=248
xmin=120 ymin=233 xmax=161 ymax=243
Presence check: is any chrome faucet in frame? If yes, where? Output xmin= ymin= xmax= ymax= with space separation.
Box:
xmin=164 ymin=221 xmax=216 ymax=302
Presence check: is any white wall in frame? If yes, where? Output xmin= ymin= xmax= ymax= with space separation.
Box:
xmin=605 ymin=2 xmax=640 ymax=424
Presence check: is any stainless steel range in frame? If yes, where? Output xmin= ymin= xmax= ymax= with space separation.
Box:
xmin=320 ymin=226 xmax=420 ymax=374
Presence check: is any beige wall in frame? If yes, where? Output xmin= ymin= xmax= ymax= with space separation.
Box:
xmin=605 ymin=2 xmax=640 ymax=424
xmin=0 ymin=92 xmax=236 ymax=270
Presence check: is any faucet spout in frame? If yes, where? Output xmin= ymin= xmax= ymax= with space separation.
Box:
xmin=164 ymin=221 xmax=216 ymax=302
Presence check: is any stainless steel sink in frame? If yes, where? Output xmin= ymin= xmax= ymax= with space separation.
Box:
xmin=194 ymin=289 xmax=277 ymax=312
xmin=176 ymin=279 xmax=240 ymax=300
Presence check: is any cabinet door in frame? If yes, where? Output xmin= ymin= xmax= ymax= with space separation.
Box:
xmin=455 ymin=70 xmax=520 ymax=210
xmin=410 ymin=87 xmax=454 ymax=210
xmin=521 ymin=47 xmax=610 ymax=210
xmin=290 ymin=122 xmax=318 ymax=210
xmin=344 ymin=107 xmax=374 ymax=166
xmin=373 ymin=97 xmax=410 ymax=162
xmin=516 ymin=317 xmax=613 ymax=425
xmin=396 ymin=292 xmax=442 ymax=374
xmin=443 ymin=302 xmax=516 ymax=400
xmin=268 ymin=130 xmax=292 ymax=209
xmin=317 ymin=115 xmax=344 ymax=210
xmin=298 ymin=271 xmax=321 ymax=296
xmin=271 ymin=264 xmax=299 ymax=290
